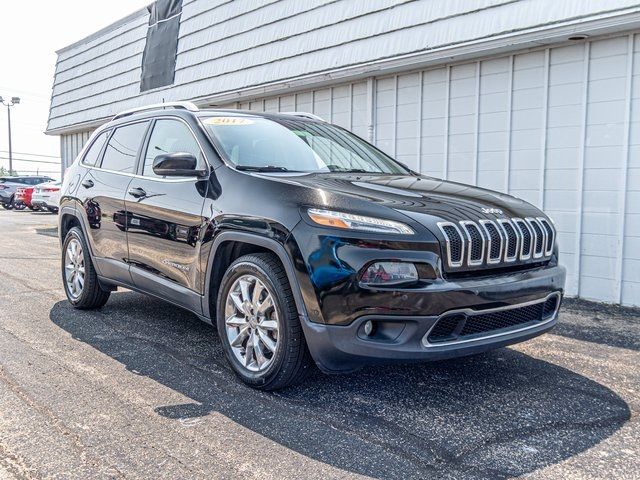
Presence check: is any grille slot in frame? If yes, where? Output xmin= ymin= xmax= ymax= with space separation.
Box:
xmin=526 ymin=218 xmax=545 ymax=258
xmin=538 ymin=218 xmax=555 ymax=256
xmin=513 ymin=218 xmax=533 ymax=260
xmin=498 ymin=219 xmax=519 ymax=262
xmin=438 ymin=223 xmax=464 ymax=267
xmin=425 ymin=293 xmax=561 ymax=345
xmin=461 ymin=221 xmax=484 ymax=265
xmin=480 ymin=220 xmax=503 ymax=264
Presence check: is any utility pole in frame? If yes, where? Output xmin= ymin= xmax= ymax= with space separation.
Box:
xmin=0 ymin=96 xmax=20 ymax=175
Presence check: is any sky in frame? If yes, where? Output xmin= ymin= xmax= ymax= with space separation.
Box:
xmin=0 ymin=0 xmax=150 ymax=178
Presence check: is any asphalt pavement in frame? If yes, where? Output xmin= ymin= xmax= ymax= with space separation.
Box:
xmin=0 ymin=208 xmax=638 ymax=479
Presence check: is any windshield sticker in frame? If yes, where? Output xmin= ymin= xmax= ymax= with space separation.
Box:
xmin=204 ymin=117 xmax=254 ymax=126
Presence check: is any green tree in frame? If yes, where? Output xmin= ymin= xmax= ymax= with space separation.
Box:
xmin=0 ymin=166 xmax=17 ymax=176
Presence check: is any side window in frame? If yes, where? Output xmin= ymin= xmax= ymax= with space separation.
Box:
xmin=82 ymin=131 xmax=109 ymax=166
xmin=100 ymin=122 xmax=149 ymax=174
xmin=142 ymin=119 xmax=203 ymax=177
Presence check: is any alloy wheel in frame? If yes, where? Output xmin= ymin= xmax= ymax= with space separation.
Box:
xmin=64 ymin=238 xmax=85 ymax=299
xmin=224 ymin=274 xmax=280 ymax=372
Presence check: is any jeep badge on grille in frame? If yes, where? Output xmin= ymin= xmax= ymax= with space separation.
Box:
xmin=481 ymin=207 xmax=503 ymax=215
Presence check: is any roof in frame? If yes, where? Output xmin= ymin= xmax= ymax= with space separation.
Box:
xmin=47 ymin=0 xmax=640 ymax=135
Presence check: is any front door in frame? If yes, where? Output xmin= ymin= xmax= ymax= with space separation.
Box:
xmin=124 ymin=117 xmax=209 ymax=311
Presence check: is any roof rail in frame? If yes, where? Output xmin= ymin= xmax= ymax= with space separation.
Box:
xmin=280 ymin=111 xmax=326 ymax=122
xmin=113 ymin=101 xmax=199 ymax=120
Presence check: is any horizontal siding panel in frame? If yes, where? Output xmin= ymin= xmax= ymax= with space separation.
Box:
xmin=49 ymin=0 xmax=640 ymax=130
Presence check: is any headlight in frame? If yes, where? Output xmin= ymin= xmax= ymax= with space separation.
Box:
xmin=307 ymin=208 xmax=414 ymax=235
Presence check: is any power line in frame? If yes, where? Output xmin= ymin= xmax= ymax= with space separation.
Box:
xmin=0 ymin=156 xmax=60 ymax=165
xmin=0 ymin=150 xmax=60 ymax=159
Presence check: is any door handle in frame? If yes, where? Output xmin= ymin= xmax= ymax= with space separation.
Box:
xmin=128 ymin=187 xmax=147 ymax=198
xmin=81 ymin=179 xmax=94 ymax=188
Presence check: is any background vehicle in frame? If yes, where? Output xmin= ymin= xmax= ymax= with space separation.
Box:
xmin=0 ymin=176 xmax=55 ymax=210
xmin=31 ymin=181 xmax=61 ymax=213
xmin=58 ymin=103 xmax=565 ymax=390
xmin=15 ymin=186 xmax=39 ymax=211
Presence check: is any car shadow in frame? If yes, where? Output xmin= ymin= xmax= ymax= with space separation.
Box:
xmin=50 ymin=292 xmax=630 ymax=479
xmin=35 ymin=226 xmax=58 ymax=238
xmin=552 ymin=298 xmax=640 ymax=352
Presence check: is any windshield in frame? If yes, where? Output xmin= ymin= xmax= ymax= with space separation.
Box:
xmin=202 ymin=116 xmax=409 ymax=174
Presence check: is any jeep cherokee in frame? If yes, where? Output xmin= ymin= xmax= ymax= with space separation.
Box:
xmin=59 ymin=102 xmax=566 ymax=390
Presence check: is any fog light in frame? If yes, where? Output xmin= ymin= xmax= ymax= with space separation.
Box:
xmin=360 ymin=261 xmax=418 ymax=286
xmin=364 ymin=320 xmax=374 ymax=336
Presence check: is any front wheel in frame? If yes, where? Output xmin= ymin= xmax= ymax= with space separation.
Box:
xmin=217 ymin=253 xmax=313 ymax=390
xmin=62 ymin=226 xmax=110 ymax=309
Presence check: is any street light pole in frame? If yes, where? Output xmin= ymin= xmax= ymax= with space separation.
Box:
xmin=0 ymin=96 xmax=20 ymax=175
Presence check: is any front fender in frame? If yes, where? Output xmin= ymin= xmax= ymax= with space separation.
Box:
xmin=201 ymin=229 xmax=313 ymax=323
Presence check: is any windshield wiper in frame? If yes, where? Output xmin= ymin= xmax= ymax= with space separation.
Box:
xmin=235 ymin=165 xmax=294 ymax=172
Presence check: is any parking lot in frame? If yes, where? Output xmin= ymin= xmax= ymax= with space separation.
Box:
xmin=0 ymin=208 xmax=638 ymax=479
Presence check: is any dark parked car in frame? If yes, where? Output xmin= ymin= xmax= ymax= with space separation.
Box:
xmin=59 ymin=102 xmax=566 ymax=390
xmin=1 ymin=176 xmax=54 ymax=209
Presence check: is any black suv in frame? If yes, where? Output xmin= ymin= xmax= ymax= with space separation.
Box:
xmin=59 ymin=102 xmax=566 ymax=390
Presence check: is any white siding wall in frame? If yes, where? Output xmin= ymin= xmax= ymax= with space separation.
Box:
xmin=60 ymin=130 xmax=94 ymax=176
xmin=47 ymin=0 xmax=640 ymax=132
xmin=223 ymin=33 xmax=640 ymax=307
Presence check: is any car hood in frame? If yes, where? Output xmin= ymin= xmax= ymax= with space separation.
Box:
xmin=269 ymin=172 xmax=542 ymax=224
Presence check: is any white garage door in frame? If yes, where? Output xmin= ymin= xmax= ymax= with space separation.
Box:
xmin=224 ymin=32 xmax=640 ymax=307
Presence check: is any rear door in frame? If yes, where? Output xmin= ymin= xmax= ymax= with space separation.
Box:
xmin=124 ymin=117 xmax=209 ymax=311
xmin=78 ymin=121 xmax=150 ymax=281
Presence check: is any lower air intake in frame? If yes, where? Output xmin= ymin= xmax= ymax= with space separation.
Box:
xmin=425 ymin=294 xmax=560 ymax=345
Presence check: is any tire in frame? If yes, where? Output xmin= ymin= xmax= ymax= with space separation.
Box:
xmin=1 ymin=197 xmax=14 ymax=210
xmin=13 ymin=202 xmax=26 ymax=211
xmin=216 ymin=253 xmax=313 ymax=390
xmin=48 ymin=207 xmax=59 ymax=214
xmin=62 ymin=226 xmax=110 ymax=309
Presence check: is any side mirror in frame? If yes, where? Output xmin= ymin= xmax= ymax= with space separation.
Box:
xmin=152 ymin=152 xmax=207 ymax=177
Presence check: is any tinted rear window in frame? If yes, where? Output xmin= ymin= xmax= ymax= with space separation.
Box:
xmin=100 ymin=122 xmax=148 ymax=174
xmin=83 ymin=131 xmax=109 ymax=166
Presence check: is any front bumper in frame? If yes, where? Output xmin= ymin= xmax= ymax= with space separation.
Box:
xmin=300 ymin=264 xmax=566 ymax=373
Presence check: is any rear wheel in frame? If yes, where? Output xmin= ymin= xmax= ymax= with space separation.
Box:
xmin=13 ymin=202 xmax=26 ymax=211
xmin=62 ymin=226 xmax=110 ymax=309
xmin=2 ymin=197 xmax=14 ymax=210
xmin=217 ymin=253 xmax=313 ymax=390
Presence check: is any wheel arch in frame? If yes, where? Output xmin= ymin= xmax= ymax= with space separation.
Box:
xmin=59 ymin=208 xmax=82 ymax=244
xmin=58 ymin=205 xmax=97 ymax=260
xmin=203 ymin=232 xmax=309 ymax=325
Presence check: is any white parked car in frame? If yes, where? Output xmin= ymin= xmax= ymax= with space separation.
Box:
xmin=31 ymin=181 xmax=61 ymax=213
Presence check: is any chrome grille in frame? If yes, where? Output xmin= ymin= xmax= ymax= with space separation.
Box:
xmin=437 ymin=216 xmax=556 ymax=269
